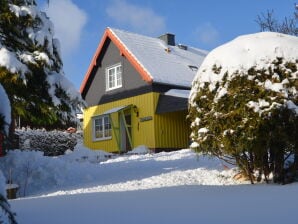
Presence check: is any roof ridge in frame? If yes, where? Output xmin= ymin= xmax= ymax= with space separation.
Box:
xmin=108 ymin=27 xmax=159 ymax=41
xmin=108 ymin=27 xmax=207 ymax=53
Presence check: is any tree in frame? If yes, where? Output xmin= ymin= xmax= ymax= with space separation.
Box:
xmin=0 ymin=0 xmax=85 ymax=131
xmin=0 ymin=193 xmax=17 ymax=224
xmin=0 ymin=83 xmax=11 ymax=136
xmin=189 ymin=32 xmax=298 ymax=184
xmin=256 ymin=4 xmax=298 ymax=36
xmin=0 ymin=170 xmax=17 ymax=224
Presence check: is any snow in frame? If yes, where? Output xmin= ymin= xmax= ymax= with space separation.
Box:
xmin=11 ymin=184 xmax=298 ymax=224
xmin=47 ymin=71 xmax=85 ymax=121
xmin=164 ymin=89 xmax=190 ymax=98
xmin=190 ymin=32 xmax=298 ymax=115
xmin=0 ymin=142 xmax=296 ymax=223
xmin=198 ymin=32 xmax=297 ymax=80
xmin=1 ymin=1 xmax=84 ymax=121
xmin=191 ymin=32 xmax=298 ymax=93
xmin=3 ymin=2 xmax=55 ymax=75
xmin=198 ymin=127 xmax=209 ymax=134
xmin=214 ymin=86 xmax=227 ymax=102
xmin=0 ymin=47 xmax=28 ymax=78
xmin=126 ymin=145 xmax=149 ymax=154
xmin=102 ymin=105 xmax=129 ymax=115
xmin=110 ymin=28 xmax=208 ymax=87
xmin=0 ymin=84 xmax=11 ymax=135
xmin=47 ymin=72 xmax=79 ymax=105
xmin=33 ymin=51 xmax=52 ymax=66
xmin=264 ymin=79 xmax=284 ymax=93
xmin=246 ymin=99 xmax=270 ymax=113
xmin=0 ymin=146 xmax=239 ymax=197
xmin=5 ymin=184 xmax=19 ymax=190
xmin=287 ymin=100 xmax=298 ymax=114
xmin=9 ymin=4 xmax=37 ymax=19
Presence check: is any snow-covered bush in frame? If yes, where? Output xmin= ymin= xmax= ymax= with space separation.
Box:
xmin=15 ymin=129 xmax=81 ymax=156
xmin=189 ymin=32 xmax=298 ymax=184
xmin=0 ymin=144 xmax=112 ymax=197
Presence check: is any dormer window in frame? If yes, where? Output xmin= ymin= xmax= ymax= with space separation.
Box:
xmin=188 ymin=65 xmax=198 ymax=72
xmin=106 ymin=63 xmax=122 ymax=91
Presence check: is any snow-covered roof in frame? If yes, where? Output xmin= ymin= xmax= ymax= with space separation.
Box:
xmin=110 ymin=28 xmax=207 ymax=87
xmin=102 ymin=105 xmax=130 ymax=115
xmin=80 ymin=28 xmax=207 ymax=93
xmin=164 ymin=89 xmax=190 ymax=99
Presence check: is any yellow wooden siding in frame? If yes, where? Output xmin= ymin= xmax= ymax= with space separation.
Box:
xmin=83 ymin=92 xmax=156 ymax=152
xmin=153 ymin=93 xmax=190 ymax=149
xmin=84 ymin=92 xmax=190 ymax=152
xmin=154 ymin=111 xmax=190 ymax=148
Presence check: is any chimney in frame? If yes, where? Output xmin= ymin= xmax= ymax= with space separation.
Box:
xmin=158 ymin=33 xmax=175 ymax=46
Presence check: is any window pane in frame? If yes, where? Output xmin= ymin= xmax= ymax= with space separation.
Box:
xmin=94 ymin=118 xmax=100 ymax=126
xmin=108 ymin=69 xmax=113 ymax=89
xmin=107 ymin=129 xmax=112 ymax=137
xmin=97 ymin=131 xmax=103 ymax=138
xmin=104 ymin=116 xmax=109 ymax=124
xmin=109 ymin=68 xmax=115 ymax=76
xmin=116 ymin=72 xmax=122 ymax=86
xmin=94 ymin=117 xmax=103 ymax=139
xmin=109 ymin=80 xmax=113 ymax=89
xmin=109 ymin=69 xmax=115 ymax=88
xmin=95 ymin=130 xmax=103 ymax=139
xmin=104 ymin=116 xmax=111 ymax=137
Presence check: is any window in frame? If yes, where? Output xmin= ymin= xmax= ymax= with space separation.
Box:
xmin=188 ymin=65 xmax=198 ymax=72
xmin=106 ymin=63 xmax=122 ymax=91
xmin=93 ymin=115 xmax=112 ymax=141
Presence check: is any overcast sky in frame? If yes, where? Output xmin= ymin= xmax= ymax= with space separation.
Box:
xmin=36 ymin=0 xmax=296 ymax=90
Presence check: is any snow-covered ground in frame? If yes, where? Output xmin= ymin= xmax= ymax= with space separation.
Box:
xmin=1 ymin=144 xmax=297 ymax=223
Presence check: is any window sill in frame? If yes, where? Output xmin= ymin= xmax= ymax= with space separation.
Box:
xmin=93 ymin=137 xmax=112 ymax=142
xmin=106 ymin=86 xmax=122 ymax=92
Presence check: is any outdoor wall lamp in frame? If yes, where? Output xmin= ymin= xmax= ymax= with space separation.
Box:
xmin=133 ymin=105 xmax=139 ymax=117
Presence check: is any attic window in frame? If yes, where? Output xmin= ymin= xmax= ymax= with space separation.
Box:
xmin=178 ymin=44 xmax=188 ymax=50
xmin=106 ymin=63 xmax=122 ymax=91
xmin=188 ymin=65 xmax=198 ymax=72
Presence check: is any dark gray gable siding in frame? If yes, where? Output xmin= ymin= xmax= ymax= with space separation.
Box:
xmin=83 ymin=39 xmax=150 ymax=106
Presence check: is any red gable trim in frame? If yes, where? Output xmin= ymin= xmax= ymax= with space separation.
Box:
xmin=80 ymin=28 xmax=153 ymax=94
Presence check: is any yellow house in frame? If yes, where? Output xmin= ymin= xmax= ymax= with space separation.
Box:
xmin=80 ymin=27 xmax=207 ymax=153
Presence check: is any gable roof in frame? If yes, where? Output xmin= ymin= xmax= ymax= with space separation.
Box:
xmin=80 ymin=27 xmax=207 ymax=93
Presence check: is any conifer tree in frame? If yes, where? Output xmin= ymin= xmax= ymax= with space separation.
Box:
xmin=0 ymin=0 xmax=85 ymax=130
xmin=0 ymin=170 xmax=17 ymax=224
xmin=0 ymin=194 xmax=17 ymax=224
xmin=0 ymin=83 xmax=11 ymax=136
xmin=189 ymin=32 xmax=298 ymax=184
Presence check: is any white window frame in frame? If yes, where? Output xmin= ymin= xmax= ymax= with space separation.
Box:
xmin=92 ymin=115 xmax=112 ymax=141
xmin=106 ymin=63 xmax=122 ymax=91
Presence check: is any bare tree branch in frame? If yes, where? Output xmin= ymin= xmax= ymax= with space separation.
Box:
xmin=256 ymin=5 xmax=297 ymax=36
